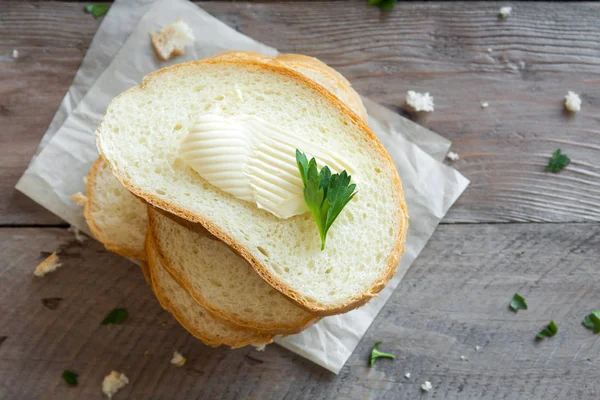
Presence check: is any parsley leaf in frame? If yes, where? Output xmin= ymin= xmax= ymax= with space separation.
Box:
xmin=84 ymin=4 xmax=110 ymax=19
xmin=509 ymin=293 xmax=528 ymax=313
xmin=370 ymin=341 xmax=395 ymax=367
xmin=296 ymin=150 xmax=357 ymax=250
xmin=101 ymin=308 xmax=128 ymax=325
xmin=368 ymin=0 xmax=398 ymax=10
xmin=536 ymin=320 xmax=558 ymax=340
xmin=62 ymin=370 xmax=78 ymax=386
xmin=546 ymin=149 xmax=570 ymax=172
xmin=583 ymin=311 xmax=600 ymax=334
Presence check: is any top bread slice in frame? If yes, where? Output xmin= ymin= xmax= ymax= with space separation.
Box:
xmin=84 ymin=158 xmax=147 ymax=259
xmin=97 ymin=52 xmax=408 ymax=314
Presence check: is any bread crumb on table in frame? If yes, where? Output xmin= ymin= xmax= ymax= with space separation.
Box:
xmin=171 ymin=351 xmax=186 ymax=367
xmin=564 ymin=91 xmax=581 ymax=113
xmin=252 ymin=343 xmax=267 ymax=352
xmin=405 ymin=90 xmax=434 ymax=112
xmin=68 ymin=225 xmax=87 ymax=243
xmin=71 ymin=192 xmax=88 ymax=206
xmin=34 ymin=252 xmax=62 ymax=277
xmin=421 ymin=381 xmax=433 ymax=392
xmin=12 ymin=49 xmax=19 ymax=58
xmin=499 ymin=7 xmax=512 ymax=19
xmin=150 ymin=19 xmax=195 ymax=61
xmin=404 ymin=372 xmax=411 ymax=379
xmin=446 ymin=151 xmax=460 ymax=162
xmin=481 ymin=102 xmax=489 ymax=108
xmin=102 ymin=371 xmax=129 ymax=399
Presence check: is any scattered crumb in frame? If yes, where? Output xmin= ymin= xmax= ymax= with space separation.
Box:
xmin=252 ymin=343 xmax=267 ymax=352
xmin=143 ymin=350 xmax=150 ymax=356
xmin=71 ymin=192 xmax=88 ymax=206
xmin=421 ymin=381 xmax=433 ymax=392
xmin=564 ymin=91 xmax=581 ymax=113
xmin=446 ymin=151 xmax=460 ymax=162
xmin=481 ymin=102 xmax=489 ymax=108
xmin=12 ymin=49 xmax=19 ymax=59
xmin=68 ymin=225 xmax=87 ymax=243
xmin=34 ymin=252 xmax=62 ymax=277
xmin=171 ymin=351 xmax=186 ymax=367
xmin=102 ymin=371 xmax=129 ymax=399
xmin=518 ymin=60 xmax=526 ymax=70
xmin=406 ymin=90 xmax=434 ymax=112
xmin=404 ymin=372 xmax=411 ymax=379
xmin=150 ymin=19 xmax=195 ymax=61
xmin=499 ymin=6 xmax=512 ymax=19
xmin=487 ymin=48 xmax=492 ymax=53
xmin=160 ymin=322 xmax=167 ymax=327
xmin=475 ymin=345 xmax=482 ymax=352
xmin=460 ymin=355 xmax=468 ymax=361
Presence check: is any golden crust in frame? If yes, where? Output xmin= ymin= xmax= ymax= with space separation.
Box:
xmin=147 ymin=207 xmax=319 ymax=334
xmin=146 ymin=231 xmax=273 ymax=348
xmin=98 ymin=53 xmax=408 ymax=315
xmin=83 ymin=158 xmax=146 ymax=260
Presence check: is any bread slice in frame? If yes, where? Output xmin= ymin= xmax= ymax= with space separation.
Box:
xmin=148 ymin=207 xmax=317 ymax=333
xmin=97 ymin=52 xmax=408 ymax=314
xmin=84 ymin=158 xmax=147 ymax=259
xmin=146 ymin=236 xmax=273 ymax=348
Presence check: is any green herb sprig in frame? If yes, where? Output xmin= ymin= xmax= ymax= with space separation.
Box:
xmin=102 ymin=308 xmax=128 ymax=325
xmin=546 ymin=149 xmax=570 ymax=172
xmin=368 ymin=0 xmax=398 ymax=11
xmin=84 ymin=4 xmax=109 ymax=19
xmin=536 ymin=320 xmax=558 ymax=340
xmin=62 ymin=370 xmax=78 ymax=387
xmin=509 ymin=293 xmax=528 ymax=313
xmin=296 ymin=150 xmax=357 ymax=251
xmin=370 ymin=341 xmax=395 ymax=367
xmin=583 ymin=311 xmax=600 ymax=334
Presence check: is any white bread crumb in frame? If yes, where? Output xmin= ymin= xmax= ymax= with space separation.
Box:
xmin=460 ymin=355 xmax=468 ymax=361
xmin=475 ymin=345 xmax=482 ymax=351
xmin=34 ymin=252 xmax=62 ymax=277
xmin=499 ymin=7 xmax=512 ymax=19
xmin=12 ymin=49 xmax=19 ymax=58
xmin=71 ymin=192 xmax=88 ymax=206
xmin=446 ymin=151 xmax=460 ymax=161
xmin=252 ymin=343 xmax=267 ymax=352
xmin=150 ymin=19 xmax=195 ymax=61
xmin=171 ymin=351 xmax=186 ymax=367
xmin=481 ymin=102 xmax=489 ymax=108
xmin=404 ymin=372 xmax=411 ymax=379
xmin=68 ymin=225 xmax=87 ymax=243
xmin=406 ymin=90 xmax=434 ymax=112
xmin=564 ymin=91 xmax=581 ymax=113
xmin=487 ymin=48 xmax=492 ymax=53
xmin=421 ymin=381 xmax=433 ymax=392
xmin=102 ymin=371 xmax=129 ymax=398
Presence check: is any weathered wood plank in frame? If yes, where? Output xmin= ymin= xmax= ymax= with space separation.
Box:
xmin=1 ymin=1 xmax=600 ymax=225
xmin=0 ymin=224 xmax=598 ymax=399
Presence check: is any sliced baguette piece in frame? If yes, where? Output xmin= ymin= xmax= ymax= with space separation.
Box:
xmin=84 ymin=158 xmax=147 ymax=259
xmin=97 ymin=53 xmax=408 ymax=314
xmin=146 ymin=235 xmax=273 ymax=348
xmin=148 ymin=207 xmax=318 ymax=334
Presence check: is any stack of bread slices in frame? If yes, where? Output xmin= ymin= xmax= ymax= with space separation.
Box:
xmin=81 ymin=52 xmax=408 ymax=348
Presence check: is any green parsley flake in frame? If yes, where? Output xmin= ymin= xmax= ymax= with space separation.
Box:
xmin=546 ymin=149 xmax=570 ymax=172
xmin=101 ymin=308 xmax=128 ymax=325
xmin=583 ymin=311 xmax=600 ymax=334
xmin=62 ymin=370 xmax=78 ymax=386
xmin=370 ymin=341 xmax=395 ymax=367
xmin=509 ymin=293 xmax=528 ymax=313
xmin=536 ymin=320 xmax=558 ymax=340
xmin=84 ymin=4 xmax=109 ymax=19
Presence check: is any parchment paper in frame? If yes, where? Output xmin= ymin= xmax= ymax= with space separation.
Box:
xmin=16 ymin=0 xmax=469 ymax=374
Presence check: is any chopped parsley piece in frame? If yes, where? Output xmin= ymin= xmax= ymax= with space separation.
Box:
xmin=509 ymin=293 xmax=528 ymax=313
xmin=536 ymin=320 xmax=558 ymax=340
xmin=370 ymin=341 xmax=395 ymax=367
xmin=62 ymin=370 xmax=78 ymax=386
xmin=583 ymin=311 xmax=600 ymax=334
xmin=101 ymin=308 xmax=128 ymax=325
xmin=546 ymin=149 xmax=570 ymax=172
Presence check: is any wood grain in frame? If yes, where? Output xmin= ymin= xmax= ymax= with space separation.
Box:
xmin=1 ymin=1 xmax=599 ymax=225
xmin=0 ymin=224 xmax=598 ymax=399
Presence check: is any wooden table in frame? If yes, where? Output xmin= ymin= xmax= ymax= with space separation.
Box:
xmin=1 ymin=1 xmax=599 ymax=399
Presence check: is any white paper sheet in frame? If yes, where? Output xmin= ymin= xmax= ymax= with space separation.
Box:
xmin=16 ymin=0 xmax=469 ymax=374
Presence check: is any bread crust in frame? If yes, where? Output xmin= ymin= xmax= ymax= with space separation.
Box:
xmin=98 ymin=53 xmax=408 ymax=315
xmin=147 ymin=207 xmax=319 ymax=334
xmin=84 ymin=158 xmax=146 ymax=260
xmin=146 ymin=232 xmax=274 ymax=348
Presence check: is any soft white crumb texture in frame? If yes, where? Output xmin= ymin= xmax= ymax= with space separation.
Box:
xmin=102 ymin=371 xmax=129 ymax=399
xmin=34 ymin=252 xmax=62 ymax=277
xmin=150 ymin=19 xmax=194 ymax=61
xmin=170 ymin=351 xmax=186 ymax=366
xmin=89 ymin=160 xmax=147 ymax=255
xmin=446 ymin=151 xmax=460 ymax=161
xmin=564 ymin=91 xmax=581 ymax=113
xmin=499 ymin=7 xmax=512 ymax=18
xmin=150 ymin=209 xmax=313 ymax=329
xmin=97 ymin=62 xmax=405 ymax=310
xmin=406 ymin=90 xmax=434 ymax=112
xmin=149 ymin=244 xmax=271 ymax=345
